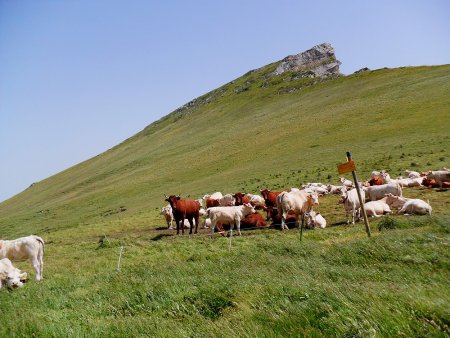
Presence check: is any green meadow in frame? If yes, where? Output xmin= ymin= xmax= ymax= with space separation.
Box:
xmin=0 ymin=64 xmax=449 ymax=336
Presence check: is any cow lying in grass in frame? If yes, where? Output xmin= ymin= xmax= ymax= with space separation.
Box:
xmin=385 ymin=193 xmax=432 ymax=215
xmin=0 ymin=258 xmax=27 ymax=289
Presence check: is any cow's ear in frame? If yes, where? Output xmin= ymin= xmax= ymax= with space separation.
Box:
xmin=19 ymin=271 xmax=28 ymax=282
xmin=176 ymin=196 xmax=181 ymax=200
xmin=0 ymin=272 xmax=6 ymax=280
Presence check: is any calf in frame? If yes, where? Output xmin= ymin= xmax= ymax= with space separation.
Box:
xmin=160 ymin=204 xmax=174 ymax=229
xmin=0 ymin=258 xmax=27 ymax=289
xmin=207 ymin=204 xmax=256 ymax=236
xmin=363 ymin=198 xmax=391 ymax=217
xmin=304 ymin=210 xmax=327 ymax=229
xmin=0 ymin=235 xmax=44 ymax=281
xmin=165 ymin=195 xmax=200 ymax=235
xmin=339 ymin=188 xmax=365 ymax=224
xmin=385 ymin=193 xmax=432 ymax=215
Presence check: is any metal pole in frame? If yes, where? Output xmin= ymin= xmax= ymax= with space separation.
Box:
xmin=117 ymin=246 xmax=124 ymax=272
xmin=346 ymin=151 xmax=371 ymax=237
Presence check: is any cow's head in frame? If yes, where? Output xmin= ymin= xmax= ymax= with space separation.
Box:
xmin=0 ymin=268 xmax=27 ymax=290
xmin=232 ymin=192 xmax=244 ymax=205
xmin=307 ymin=192 xmax=319 ymax=209
xmin=260 ymin=189 xmax=270 ymax=200
xmin=165 ymin=195 xmax=181 ymax=209
xmin=338 ymin=188 xmax=348 ymax=204
xmin=243 ymin=203 xmax=256 ymax=215
xmin=385 ymin=193 xmax=402 ymax=207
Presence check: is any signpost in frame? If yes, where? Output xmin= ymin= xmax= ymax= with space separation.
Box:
xmin=337 ymin=152 xmax=371 ymax=238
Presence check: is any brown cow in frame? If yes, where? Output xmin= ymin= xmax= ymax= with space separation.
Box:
xmin=205 ymin=198 xmax=220 ymax=208
xmin=269 ymin=208 xmax=297 ymax=229
xmin=232 ymin=192 xmax=251 ymax=206
xmin=368 ymin=176 xmax=383 ymax=186
xmin=260 ymin=189 xmax=282 ymax=220
xmin=164 ymin=195 xmax=200 ymax=235
xmin=214 ymin=212 xmax=267 ymax=234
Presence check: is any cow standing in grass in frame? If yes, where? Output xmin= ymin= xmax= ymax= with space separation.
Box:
xmin=165 ymin=195 xmax=200 ymax=235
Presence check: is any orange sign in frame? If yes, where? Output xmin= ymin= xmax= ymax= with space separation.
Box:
xmin=337 ymin=160 xmax=356 ymax=174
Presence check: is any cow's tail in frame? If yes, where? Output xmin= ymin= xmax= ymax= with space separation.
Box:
xmin=33 ymin=235 xmax=45 ymax=254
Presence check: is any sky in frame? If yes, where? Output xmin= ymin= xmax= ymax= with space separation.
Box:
xmin=0 ymin=0 xmax=449 ymax=202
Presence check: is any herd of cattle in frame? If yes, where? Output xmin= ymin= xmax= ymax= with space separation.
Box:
xmin=0 ymin=169 xmax=448 ymax=290
xmin=161 ymin=169 xmax=449 ymax=235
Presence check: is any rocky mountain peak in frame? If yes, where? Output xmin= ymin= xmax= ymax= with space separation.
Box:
xmin=273 ymin=43 xmax=341 ymax=78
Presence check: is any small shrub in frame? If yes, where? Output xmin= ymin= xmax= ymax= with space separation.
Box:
xmin=410 ymin=162 xmax=418 ymax=167
xmin=378 ymin=217 xmax=401 ymax=231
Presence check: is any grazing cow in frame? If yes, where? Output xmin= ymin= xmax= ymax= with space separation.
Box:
xmin=426 ymin=170 xmax=450 ymax=189
xmin=0 ymin=258 xmax=27 ymax=289
xmin=339 ymin=188 xmax=365 ymax=224
xmin=277 ymin=189 xmax=319 ymax=230
xmin=368 ymin=176 xmax=383 ymax=186
xmin=385 ymin=193 xmax=432 ymax=215
xmin=160 ymin=204 xmax=174 ymax=229
xmin=305 ymin=210 xmax=327 ymax=229
xmin=232 ymin=192 xmax=251 ymax=206
xmin=364 ymin=183 xmax=402 ymax=201
xmin=363 ymin=198 xmax=391 ymax=217
xmin=207 ymin=204 xmax=256 ymax=236
xmin=165 ymin=195 xmax=200 ymax=235
xmin=0 ymin=235 xmax=44 ymax=281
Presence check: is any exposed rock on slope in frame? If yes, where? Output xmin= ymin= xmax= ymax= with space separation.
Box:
xmin=273 ymin=43 xmax=341 ymax=78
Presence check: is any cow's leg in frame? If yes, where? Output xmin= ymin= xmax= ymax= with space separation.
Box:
xmin=181 ymin=216 xmax=186 ymax=235
xmin=176 ymin=217 xmax=180 ymax=235
xmin=235 ymin=217 xmax=241 ymax=236
xmin=38 ymin=246 xmax=44 ymax=280
xmin=30 ymin=257 xmax=41 ymax=281
xmin=281 ymin=212 xmax=289 ymax=230
xmin=194 ymin=214 xmax=199 ymax=234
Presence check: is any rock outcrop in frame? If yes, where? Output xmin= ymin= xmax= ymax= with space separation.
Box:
xmin=273 ymin=43 xmax=341 ymax=78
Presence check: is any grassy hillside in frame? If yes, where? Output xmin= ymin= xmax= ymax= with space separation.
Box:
xmin=0 ymin=64 xmax=449 ymax=336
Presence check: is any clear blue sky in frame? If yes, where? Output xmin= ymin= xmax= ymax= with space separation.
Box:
xmin=1 ymin=0 xmax=449 ymax=202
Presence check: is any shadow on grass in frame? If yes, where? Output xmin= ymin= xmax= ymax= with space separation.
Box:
xmin=150 ymin=234 xmax=173 ymax=241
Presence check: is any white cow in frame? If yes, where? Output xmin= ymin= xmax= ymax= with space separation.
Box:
xmin=364 ymin=183 xmax=402 ymax=201
xmin=405 ymin=170 xmax=421 ymax=179
xmin=363 ymin=197 xmax=391 ymax=217
xmin=0 ymin=235 xmax=44 ymax=281
xmin=327 ymin=184 xmax=344 ymax=194
xmin=207 ymin=204 xmax=256 ymax=236
xmin=277 ymin=189 xmax=319 ymax=230
xmin=396 ymin=177 xmax=423 ymax=188
xmin=202 ymin=192 xmax=223 ymax=200
xmin=304 ymin=210 xmax=327 ymax=229
xmin=219 ymin=194 xmax=236 ymax=206
xmin=385 ymin=193 xmax=432 ymax=215
xmin=160 ymin=204 xmax=174 ymax=229
xmin=247 ymin=194 xmax=266 ymax=208
xmin=0 ymin=258 xmax=27 ymax=289
xmin=340 ymin=177 xmax=354 ymax=188
xmin=339 ymin=188 xmax=365 ymax=224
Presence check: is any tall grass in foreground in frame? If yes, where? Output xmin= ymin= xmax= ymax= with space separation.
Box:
xmin=1 ymin=214 xmax=448 ymax=337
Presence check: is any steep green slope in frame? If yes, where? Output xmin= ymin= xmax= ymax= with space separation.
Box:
xmin=0 ymin=65 xmax=449 ymax=236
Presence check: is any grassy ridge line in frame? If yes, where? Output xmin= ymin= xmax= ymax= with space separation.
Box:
xmin=0 ymin=65 xmax=449 ymax=237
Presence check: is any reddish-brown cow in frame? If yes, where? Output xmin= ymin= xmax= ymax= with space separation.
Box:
xmin=165 ymin=195 xmax=200 ymax=235
xmin=369 ymin=176 xmax=383 ymax=186
xmin=268 ymin=208 xmax=298 ymax=229
xmin=215 ymin=212 xmax=267 ymax=234
xmin=260 ymin=189 xmax=282 ymax=220
xmin=205 ymin=198 xmax=220 ymax=208
xmin=232 ymin=192 xmax=251 ymax=206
